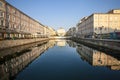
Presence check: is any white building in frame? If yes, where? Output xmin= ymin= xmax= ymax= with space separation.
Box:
xmin=57 ymin=27 xmax=66 ymax=36
xmin=76 ymin=9 xmax=120 ymax=38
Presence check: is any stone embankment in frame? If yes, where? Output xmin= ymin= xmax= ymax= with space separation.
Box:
xmin=0 ymin=38 xmax=49 ymax=49
xmin=72 ymin=38 xmax=120 ymax=52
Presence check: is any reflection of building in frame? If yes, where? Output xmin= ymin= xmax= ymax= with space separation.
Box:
xmin=0 ymin=40 xmax=56 ymax=80
xmin=76 ymin=9 xmax=120 ymax=38
xmin=56 ymin=40 xmax=66 ymax=47
xmin=66 ymin=40 xmax=77 ymax=48
xmin=46 ymin=40 xmax=56 ymax=48
xmin=77 ymin=44 xmax=120 ymax=70
xmin=57 ymin=27 xmax=66 ymax=36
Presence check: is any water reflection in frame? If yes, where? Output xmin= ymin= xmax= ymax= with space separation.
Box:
xmin=0 ymin=40 xmax=55 ymax=80
xmin=67 ymin=40 xmax=120 ymax=70
xmin=0 ymin=39 xmax=120 ymax=80
xmin=56 ymin=39 xmax=66 ymax=47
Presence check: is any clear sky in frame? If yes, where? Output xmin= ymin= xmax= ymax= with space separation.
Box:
xmin=6 ymin=0 xmax=120 ymax=31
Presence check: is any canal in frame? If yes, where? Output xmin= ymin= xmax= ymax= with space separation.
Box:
xmin=0 ymin=39 xmax=120 ymax=80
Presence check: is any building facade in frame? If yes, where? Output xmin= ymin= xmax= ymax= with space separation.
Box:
xmin=76 ymin=9 xmax=120 ymax=38
xmin=66 ymin=27 xmax=76 ymax=37
xmin=57 ymin=27 xmax=66 ymax=36
xmin=43 ymin=26 xmax=56 ymax=38
xmin=0 ymin=0 xmax=55 ymax=40
xmin=47 ymin=27 xmax=56 ymax=37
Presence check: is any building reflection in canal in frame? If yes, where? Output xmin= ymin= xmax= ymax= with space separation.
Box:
xmin=56 ymin=39 xmax=66 ymax=47
xmin=0 ymin=40 xmax=55 ymax=80
xmin=67 ymin=40 xmax=120 ymax=70
xmin=0 ymin=39 xmax=120 ymax=80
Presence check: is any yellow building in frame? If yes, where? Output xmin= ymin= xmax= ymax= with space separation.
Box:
xmin=43 ymin=26 xmax=56 ymax=38
xmin=0 ymin=0 xmax=55 ymax=39
xmin=77 ymin=9 xmax=120 ymax=38
xmin=47 ymin=27 xmax=56 ymax=36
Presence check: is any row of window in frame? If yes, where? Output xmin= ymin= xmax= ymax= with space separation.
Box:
xmin=94 ymin=16 xmax=118 ymax=20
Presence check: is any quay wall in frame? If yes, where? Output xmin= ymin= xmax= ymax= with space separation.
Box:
xmin=0 ymin=38 xmax=49 ymax=49
xmin=71 ymin=38 xmax=120 ymax=51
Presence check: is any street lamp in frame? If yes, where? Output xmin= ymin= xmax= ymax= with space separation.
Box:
xmin=99 ymin=26 xmax=104 ymax=39
xmin=114 ymin=28 xmax=117 ymax=32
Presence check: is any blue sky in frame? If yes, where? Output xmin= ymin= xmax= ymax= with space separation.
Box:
xmin=6 ymin=0 xmax=120 ymax=31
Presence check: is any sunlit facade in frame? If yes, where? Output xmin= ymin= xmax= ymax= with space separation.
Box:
xmin=43 ymin=26 xmax=56 ymax=37
xmin=76 ymin=9 xmax=120 ymax=38
xmin=0 ymin=0 xmax=56 ymax=40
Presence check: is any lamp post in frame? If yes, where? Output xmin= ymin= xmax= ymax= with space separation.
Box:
xmin=99 ymin=26 xmax=104 ymax=39
xmin=114 ymin=28 xmax=117 ymax=32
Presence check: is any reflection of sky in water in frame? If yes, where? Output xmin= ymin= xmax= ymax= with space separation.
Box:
xmin=15 ymin=40 xmax=120 ymax=80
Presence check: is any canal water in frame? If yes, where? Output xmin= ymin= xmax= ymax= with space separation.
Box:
xmin=0 ymin=39 xmax=120 ymax=80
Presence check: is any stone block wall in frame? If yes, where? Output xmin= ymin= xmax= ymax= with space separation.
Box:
xmin=0 ymin=38 xmax=49 ymax=49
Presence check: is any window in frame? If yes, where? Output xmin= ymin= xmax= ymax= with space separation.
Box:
xmin=95 ymin=28 xmax=97 ymax=30
xmin=0 ymin=11 xmax=3 ymax=17
xmin=0 ymin=2 xmax=3 ymax=7
xmin=104 ymin=27 xmax=107 ymax=30
xmin=7 ymin=6 xmax=10 ymax=12
xmin=9 ymin=23 xmax=11 ymax=28
xmin=12 ymin=9 xmax=16 ymax=14
xmin=12 ymin=24 xmax=14 ymax=29
xmin=14 ymin=25 xmax=16 ymax=29
xmin=8 ymin=15 xmax=10 ymax=21
xmin=13 ymin=17 xmax=15 ymax=22
xmin=0 ymin=20 xmax=3 ymax=26
xmin=115 ymin=17 xmax=117 ymax=20
xmin=110 ymin=17 xmax=112 ymax=20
